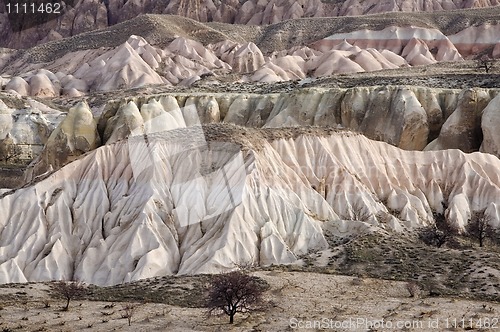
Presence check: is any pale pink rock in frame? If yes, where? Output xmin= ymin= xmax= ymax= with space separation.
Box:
xmin=272 ymin=56 xmax=306 ymax=79
xmin=289 ymin=46 xmax=322 ymax=59
xmin=380 ymin=50 xmax=409 ymax=67
xmin=449 ymin=24 xmax=500 ymax=58
xmin=127 ymin=35 xmax=148 ymax=49
xmin=312 ymin=51 xmax=365 ymax=76
xmin=251 ymin=68 xmax=282 ymax=83
xmin=167 ymin=37 xmax=220 ymax=67
xmin=401 ymin=38 xmax=436 ymax=66
xmin=140 ymin=50 xmax=160 ymax=69
xmin=317 ymin=26 xmax=464 ymax=64
xmin=252 ymin=60 xmax=300 ymax=82
xmin=480 ymin=94 xmax=500 ymax=157
xmin=4 ymin=77 xmax=29 ymax=96
xmin=29 ymin=74 xmax=58 ymax=97
xmin=351 ymin=50 xmax=385 ymax=71
xmin=365 ymin=49 xmax=402 ymax=69
xmin=63 ymin=87 xmax=85 ymax=97
xmin=83 ymin=41 xmax=164 ymax=91
xmin=229 ymin=42 xmax=265 ymax=73
xmin=434 ymin=39 xmax=463 ymax=61
xmin=60 ymin=75 xmax=89 ymax=93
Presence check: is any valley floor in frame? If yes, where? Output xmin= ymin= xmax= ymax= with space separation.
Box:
xmin=1 ymin=270 xmax=500 ymax=332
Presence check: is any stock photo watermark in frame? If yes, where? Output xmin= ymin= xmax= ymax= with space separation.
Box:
xmin=289 ymin=317 xmax=500 ymax=330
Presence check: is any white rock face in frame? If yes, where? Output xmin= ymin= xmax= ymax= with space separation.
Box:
xmin=425 ymin=89 xmax=491 ymax=152
xmin=2 ymin=0 xmax=498 ymax=49
xmin=480 ymin=94 xmax=500 ymax=157
xmin=4 ymin=77 xmax=29 ymax=96
xmin=99 ymin=87 xmax=441 ymax=152
xmin=29 ymin=74 xmax=58 ymax=98
xmin=1 ymin=126 xmax=500 ymax=285
xmin=2 ymin=87 xmax=499 ymax=175
xmin=317 ymin=26 xmax=463 ymax=64
xmin=357 ymin=88 xmax=429 ymax=150
xmin=2 ymin=22 xmax=496 ymax=96
xmin=0 ymin=99 xmax=63 ymax=165
xmin=26 ymin=101 xmax=100 ymax=180
xmin=102 ymin=96 xmax=192 ymax=144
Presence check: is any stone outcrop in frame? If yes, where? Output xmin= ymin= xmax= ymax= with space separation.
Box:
xmin=480 ymin=94 xmax=500 ymax=156
xmin=3 ymin=86 xmax=500 ymax=182
xmin=1 ymin=0 xmax=499 ymax=49
xmin=26 ymin=101 xmax=100 ymax=181
xmin=96 ymin=86 xmax=499 ymax=155
xmin=2 ymin=32 xmax=493 ymax=97
xmin=0 ymin=99 xmax=63 ymax=166
xmin=1 ymin=124 xmax=500 ymax=284
xmin=425 ymin=89 xmax=491 ymax=152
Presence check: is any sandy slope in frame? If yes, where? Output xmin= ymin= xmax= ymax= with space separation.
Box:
xmin=2 ymin=271 xmax=500 ymax=331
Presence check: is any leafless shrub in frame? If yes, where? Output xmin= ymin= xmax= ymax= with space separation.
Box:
xmin=406 ymin=281 xmax=421 ymax=298
xmin=121 ymin=303 xmax=140 ymax=326
xmin=465 ymin=210 xmax=496 ymax=247
xmin=343 ymin=201 xmax=371 ymax=222
xmin=419 ymin=212 xmax=458 ymax=248
xmin=478 ymin=55 xmax=494 ymax=73
xmin=232 ymin=256 xmax=258 ymax=272
xmin=206 ymin=271 xmax=267 ymax=324
xmin=52 ymin=281 xmax=87 ymax=311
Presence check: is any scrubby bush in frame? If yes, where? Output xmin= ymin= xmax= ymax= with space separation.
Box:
xmin=52 ymin=281 xmax=87 ymax=311
xmin=466 ymin=210 xmax=497 ymax=247
xmin=206 ymin=271 xmax=267 ymax=324
xmin=419 ymin=212 xmax=458 ymax=248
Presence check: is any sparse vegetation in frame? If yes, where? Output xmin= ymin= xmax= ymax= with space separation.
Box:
xmin=477 ymin=55 xmax=494 ymax=73
xmin=342 ymin=200 xmax=371 ymax=222
xmin=121 ymin=302 xmax=141 ymax=326
xmin=206 ymin=271 xmax=268 ymax=324
xmin=466 ymin=210 xmax=497 ymax=247
xmin=419 ymin=211 xmax=458 ymax=248
xmin=52 ymin=281 xmax=87 ymax=311
xmin=406 ymin=281 xmax=421 ymax=298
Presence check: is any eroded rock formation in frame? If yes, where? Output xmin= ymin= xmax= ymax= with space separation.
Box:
xmin=1 ymin=125 xmax=499 ymax=284
xmin=1 ymin=0 xmax=499 ymax=49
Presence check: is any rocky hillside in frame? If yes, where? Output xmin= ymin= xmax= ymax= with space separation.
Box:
xmin=1 ymin=0 xmax=499 ymax=48
xmin=1 ymin=8 xmax=498 ymax=99
xmin=1 ymin=124 xmax=499 ymax=285
xmin=0 ymin=0 xmax=499 ymax=291
xmin=2 ymin=84 xmax=500 ymax=179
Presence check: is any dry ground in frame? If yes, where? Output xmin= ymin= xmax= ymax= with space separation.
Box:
xmin=1 ymin=268 xmax=500 ymax=332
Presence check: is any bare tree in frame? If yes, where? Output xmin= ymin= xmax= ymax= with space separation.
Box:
xmin=419 ymin=226 xmax=448 ymax=247
xmin=419 ymin=212 xmax=458 ymax=248
xmin=342 ymin=201 xmax=371 ymax=222
xmin=121 ymin=303 xmax=140 ymax=326
xmin=52 ymin=281 xmax=87 ymax=311
xmin=478 ymin=55 xmax=494 ymax=73
xmin=466 ymin=210 xmax=494 ymax=247
xmin=206 ymin=271 xmax=267 ymax=324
